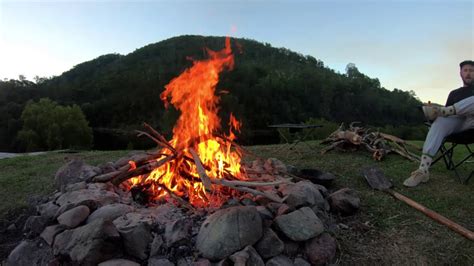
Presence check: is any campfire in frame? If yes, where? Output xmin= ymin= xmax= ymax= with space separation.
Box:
xmin=5 ymin=38 xmax=362 ymax=266
xmin=93 ymin=37 xmax=286 ymax=208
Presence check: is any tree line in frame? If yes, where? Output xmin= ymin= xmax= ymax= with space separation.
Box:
xmin=0 ymin=35 xmax=427 ymax=152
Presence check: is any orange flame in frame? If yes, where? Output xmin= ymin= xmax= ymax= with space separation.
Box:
xmin=129 ymin=37 xmax=243 ymax=207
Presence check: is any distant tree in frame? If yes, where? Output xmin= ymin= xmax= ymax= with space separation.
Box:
xmin=17 ymin=98 xmax=93 ymax=151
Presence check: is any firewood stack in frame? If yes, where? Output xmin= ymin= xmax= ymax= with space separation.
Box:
xmin=93 ymin=123 xmax=291 ymax=207
xmin=321 ymin=122 xmax=421 ymax=161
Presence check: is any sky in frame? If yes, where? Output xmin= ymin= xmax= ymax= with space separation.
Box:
xmin=0 ymin=0 xmax=473 ymax=104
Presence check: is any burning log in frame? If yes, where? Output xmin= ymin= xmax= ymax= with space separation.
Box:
xmin=111 ymin=154 xmax=176 ymax=186
xmin=189 ymin=148 xmax=213 ymax=192
xmin=321 ymin=122 xmax=420 ymax=162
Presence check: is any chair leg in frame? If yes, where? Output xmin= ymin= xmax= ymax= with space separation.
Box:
xmin=450 ymin=144 xmax=473 ymax=184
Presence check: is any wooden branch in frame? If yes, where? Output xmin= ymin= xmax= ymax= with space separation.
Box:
xmin=220 ymin=177 xmax=291 ymax=187
xmin=189 ymin=148 xmax=212 ymax=192
xmin=321 ymin=140 xmax=345 ymax=154
xmin=93 ymin=170 xmax=124 ymax=182
xmin=143 ymin=122 xmax=177 ymax=154
xmin=112 ymin=155 xmax=176 ymax=185
xmin=391 ymin=148 xmax=418 ymax=162
xmin=93 ymin=152 xmax=167 ymax=182
xmin=210 ymin=178 xmax=284 ymax=203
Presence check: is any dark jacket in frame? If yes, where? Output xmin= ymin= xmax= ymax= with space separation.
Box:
xmin=445 ymin=85 xmax=474 ymax=106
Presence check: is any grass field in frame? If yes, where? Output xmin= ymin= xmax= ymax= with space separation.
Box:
xmin=0 ymin=142 xmax=472 ymax=264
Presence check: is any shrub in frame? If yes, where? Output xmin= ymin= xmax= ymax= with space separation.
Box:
xmin=17 ymin=98 xmax=93 ymax=151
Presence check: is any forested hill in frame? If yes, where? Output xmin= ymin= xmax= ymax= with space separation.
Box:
xmin=0 ymin=35 xmax=425 ymax=151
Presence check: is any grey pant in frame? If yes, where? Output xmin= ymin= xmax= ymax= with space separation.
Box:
xmin=423 ymin=96 xmax=474 ymax=156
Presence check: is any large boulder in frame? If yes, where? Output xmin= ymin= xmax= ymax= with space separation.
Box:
xmin=54 ymin=159 xmax=101 ymax=191
xmin=196 ymin=206 xmax=263 ymax=260
xmin=53 ymin=218 xmax=122 ymax=265
xmin=274 ymin=207 xmax=324 ymax=241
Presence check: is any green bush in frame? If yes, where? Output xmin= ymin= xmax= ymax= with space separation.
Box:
xmin=17 ymin=98 xmax=93 ymax=151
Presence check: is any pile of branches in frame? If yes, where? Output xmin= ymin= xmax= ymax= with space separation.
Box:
xmin=320 ymin=122 xmax=421 ymax=161
xmin=93 ymin=123 xmax=290 ymax=207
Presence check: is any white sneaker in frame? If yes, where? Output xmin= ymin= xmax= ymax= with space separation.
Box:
xmin=403 ymin=169 xmax=430 ymax=187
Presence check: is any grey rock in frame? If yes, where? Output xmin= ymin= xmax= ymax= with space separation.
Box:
xmin=276 ymin=204 xmax=292 ymax=216
xmin=298 ymin=169 xmax=336 ymax=186
xmin=283 ymin=181 xmax=326 ymax=209
xmin=256 ymin=206 xmax=274 ymax=220
xmin=255 ymin=228 xmax=284 ymax=259
xmin=265 ymin=202 xmax=283 ymax=214
xmin=150 ymin=234 xmax=164 ymax=257
xmin=56 ymin=188 xmax=119 ymax=208
xmin=177 ymin=257 xmax=194 ymax=266
xmin=274 ymin=207 xmax=324 ymax=241
xmin=283 ymin=241 xmax=300 ymax=257
xmin=118 ymin=221 xmax=152 ymax=260
xmin=294 ymin=257 xmax=311 ymax=266
xmin=192 ymin=258 xmax=212 ymax=266
xmin=305 ymin=233 xmax=337 ymax=266
xmin=327 ymin=188 xmax=360 ymax=215
xmin=55 ymin=199 xmax=99 ymax=218
xmin=54 ymin=159 xmax=101 ymax=190
xmin=65 ymin=181 xmax=88 ymax=192
xmin=97 ymin=161 xmax=116 ymax=174
xmin=113 ymin=211 xmax=154 ymax=230
xmin=164 ymin=218 xmax=192 ymax=247
xmin=147 ymin=203 xmax=186 ymax=226
xmin=264 ymin=158 xmax=287 ymax=173
xmin=148 ymin=258 xmax=175 ymax=266
xmin=265 ymin=255 xmax=294 ymax=266
xmin=23 ymin=215 xmax=49 ymax=237
xmin=7 ymin=223 xmax=16 ymax=232
xmin=88 ymin=182 xmax=115 ymax=191
xmin=57 ymin=205 xmax=90 ymax=228
xmin=37 ymin=201 xmax=60 ymax=220
xmin=40 ymin=224 xmax=67 ymax=246
xmin=53 ymin=218 xmax=122 ymax=265
xmin=87 ymin=203 xmax=134 ymax=223
xmin=229 ymin=246 xmax=264 ymax=266
xmin=6 ymin=239 xmax=53 ymax=266
xmin=196 ymin=206 xmax=263 ymax=260
xmin=99 ymin=259 xmax=141 ymax=266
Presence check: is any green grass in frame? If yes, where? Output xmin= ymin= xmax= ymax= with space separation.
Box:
xmin=0 ymin=150 xmax=130 ymax=215
xmin=247 ymin=141 xmax=474 ymax=264
xmin=0 ymin=143 xmax=472 ymax=264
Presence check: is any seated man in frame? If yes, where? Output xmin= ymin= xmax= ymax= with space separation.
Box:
xmin=404 ymin=60 xmax=474 ymax=187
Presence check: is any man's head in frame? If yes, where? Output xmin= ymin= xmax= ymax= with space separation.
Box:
xmin=459 ymin=60 xmax=474 ymax=86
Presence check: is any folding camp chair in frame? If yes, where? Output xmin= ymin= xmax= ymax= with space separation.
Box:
xmin=431 ymin=129 xmax=474 ymax=184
